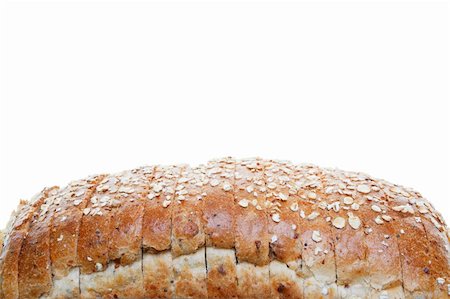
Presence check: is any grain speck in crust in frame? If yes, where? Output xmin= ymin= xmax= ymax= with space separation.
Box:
xmin=332 ymin=216 xmax=346 ymax=229
xmin=289 ymin=202 xmax=299 ymax=212
xmin=307 ymin=211 xmax=320 ymax=220
xmin=307 ymin=191 xmax=317 ymax=200
xmin=348 ymin=213 xmax=361 ymax=229
xmin=271 ymin=213 xmax=281 ymax=223
xmin=374 ymin=215 xmax=384 ymax=225
xmin=238 ymin=199 xmax=249 ymax=208
xmin=381 ymin=215 xmax=392 ymax=222
xmin=357 ymin=184 xmax=371 ymax=194
xmin=371 ymin=204 xmax=382 ymax=213
xmin=222 ymin=183 xmax=232 ymax=191
xmin=343 ymin=196 xmax=354 ymax=205
xmin=312 ymin=230 xmax=322 ymax=242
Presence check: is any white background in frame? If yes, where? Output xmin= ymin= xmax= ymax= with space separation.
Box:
xmin=0 ymin=0 xmax=449 ymax=228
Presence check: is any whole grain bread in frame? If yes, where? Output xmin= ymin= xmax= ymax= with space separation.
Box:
xmin=0 ymin=158 xmax=448 ymax=299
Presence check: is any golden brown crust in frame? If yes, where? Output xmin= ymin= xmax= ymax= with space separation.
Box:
xmin=1 ymin=187 xmax=57 ymax=299
xmin=203 ymin=158 xmax=236 ymax=249
xmin=421 ymin=216 xmax=450 ymax=298
xmin=142 ymin=165 xmax=180 ymax=252
xmin=298 ymin=202 xmax=337 ymax=298
xmin=109 ymin=167 xmax=153 ymax=263
xmin=18 ymin=187 xmax=61 ymax=298
xmin=363 ymin=205 xmax=403 ymax=293
xmin=172 ymin=165 xmax=208 ymax=298
xmin=234 ymin=159 xmax=270 ymax=266
xmin=1 ymin=158 xmax=448 ymax=298
xmin=203 ymin=158 xmax=239 ymax=298
xmin=142 ymin=165 xmax=182 ymax=298
xmin=265 ymin=160 xmax=302 ymax=264
xmin=49 ymin=176 xmax=103 ymax=282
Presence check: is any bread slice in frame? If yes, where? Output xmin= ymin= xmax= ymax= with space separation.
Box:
xmin=265 ymin=160 xmax=303 ymax=298
xmin=48 ymin=175 xmax=103 ymax=298
xmin=18 ymin=187 xmax=61 ymax=298
xmin=1 ymin=187 xmax=58 ymax=299
xmin=171 ymin=165 xmax=207 ymax=298
xmin=234 ymin=158 xmax=271 ymax=298
xmin=203 ymin=158 xmax=238 ymax=298
xmin=142 ymin=165 xmax=182 ymax=298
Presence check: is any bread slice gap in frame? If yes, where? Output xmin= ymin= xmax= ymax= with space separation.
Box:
xmin=320 ymin=171 xmax=373 ymax=298
xmin=421 ymin=212 xmax=450 ymax=297
xmin=338 ymin=182 xmax=405 ymax=299
xmin=77 ymin=174 xmax=123 ymax=297
xmin=0 ymin=199 xmax=21 ymax=298
xmin=46 ymin=175 xmax=104 ymax=299
xmin=1 ymin=187 xmax=57 ymax=299
xmin=234 ymin=158 xmax=271 ymax=298
xmin=298 ymin=200 xmax=338 ymax=298
xmin=171 ymin=165 xmax=208 ymax=298
xmin=18 ymin=187 xmax=62 ymax=298
xmin=142 ymin=165 xmax=183 ymax=298
xmin=411 ymin=197 xmax=449 ymax=298
xmin=203 ymin=158 xmax=238 ymax=298
xmin=382 ymin=192 xmax=434 ymax=298
xmin=265 ymin=160 xmax=303 ymax=299
xmin=107 ymin=167 xmax=154 ymax=298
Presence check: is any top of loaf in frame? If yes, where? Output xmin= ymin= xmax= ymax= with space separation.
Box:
xmin=3 ymin=157 xmax=447 ymax=234
xmin=1 ymin=157 xmax=449 ymax=298
xmin=2 ymin=157 xmax=449 ymax=254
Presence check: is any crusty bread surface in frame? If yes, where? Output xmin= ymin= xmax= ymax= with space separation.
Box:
xmin=0 ymin=158 xmax=449 ymax=299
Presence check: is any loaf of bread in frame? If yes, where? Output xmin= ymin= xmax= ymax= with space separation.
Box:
xmin=0 ymin=157 xmax=448 ymax=299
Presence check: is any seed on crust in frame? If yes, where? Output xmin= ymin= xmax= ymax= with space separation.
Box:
xmin=210 ymin=179 xmax=220 ymax=187
xmin=222 ymin=183 xmax=232 ymax=191
xmin=299 ymin=210 xmax=306 ymax=218
xmin=374 ymin=215 xmax=384 ymax=225
xmin=271 ymin=235 xmax=278 ymax=243
xmin=357 ymin=184 xmax=371 ymax=194
xmin=332 ymin=216 xmax=346 ymax=229
xmin=381 ymin=215 xmax=392 ymax=222
xmin=307 ymin=211 xmax=320 ymax=220
xmin=371 ymin=205 xmax=382 ymax=213
xmin=351 ymin=203 xmax=360 ymax=210
xmin=272 ymin=213 xmax=281 ymax=223
xmin=278 ymin=193 xmax=288 ymax=201
xmin=307 ymin=191 xmax=317 ymax=200
xmin=290 ymin=202 xmax=299 ymax=212
xmin=312 ymin=230 xmax=322 ymax=242
xmin=267 ymin=182 xmax=277 ymax=189
xmin=348 ymin=213 xmax=361 ymax=229
xmin=343 ymin=196 xmax=353 ymax=205
xmin=238 ymin=199 xmax=249 ymax=208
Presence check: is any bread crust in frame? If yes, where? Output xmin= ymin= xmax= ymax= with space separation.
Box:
xmin=265 ymin=161 xmax=303 ymax=298
xmin=18 ymin=187 xmax=61 ymax=298
xmin=172 ymin=165 xmax=207 ymax=298
xmin=204 ymin=158 xmax=238 ymax=298
xmin=1 ymin=187 xmax=57 ymax=299
xmin=142 ymin=165 xmax=182 ymax=298
xmin=77 ymin=174 xmax=121 ymax=297
xmin=1 ymin=158 xmax=448 ymax=299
